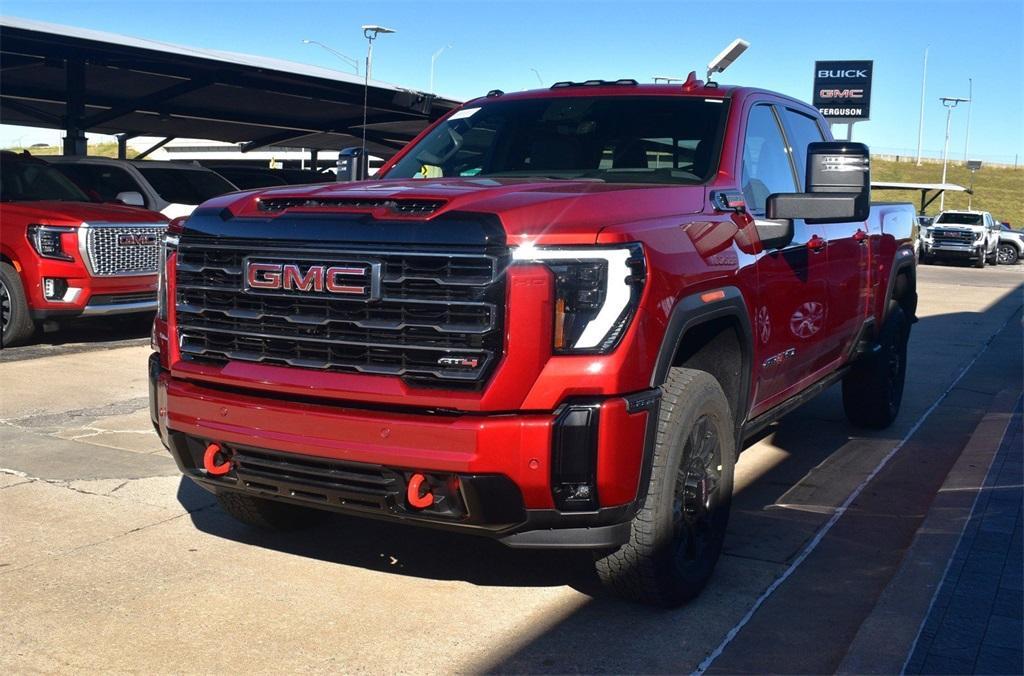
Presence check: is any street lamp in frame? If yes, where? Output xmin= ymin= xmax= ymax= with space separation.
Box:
xmin=939 ymin=96 xmax=969 ymax=210
xmin=530 ymin=68 xmax=544 ymax=87
xmin=360 ymin=25 xmax=396 ymax=173
xmin=429 ymin=44 xmax=452 ymax=93
xmin=301 ymin=39 xmax=359 ymax=75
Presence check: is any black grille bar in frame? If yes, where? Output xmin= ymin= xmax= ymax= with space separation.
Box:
xmin=175 ymin=238 xmax=507 ymax=387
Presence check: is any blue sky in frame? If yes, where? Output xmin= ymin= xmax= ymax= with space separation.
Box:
xmin=3 ymin=0 xmax=1022 ymax=163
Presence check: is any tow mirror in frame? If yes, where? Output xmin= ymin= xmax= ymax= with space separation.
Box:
xmin=336 ymin=147 xmax=366 ymax=182
xmin=115 ymin=191 xmax=145 ymax=207
xmin=766 ymin=141 xmax=870 ymax=224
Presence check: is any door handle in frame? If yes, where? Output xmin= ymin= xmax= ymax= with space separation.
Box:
xmin=807 ymin=234 xmax=827 ymax=253
xmin=853 ymin=229 xmax=868 ymax=244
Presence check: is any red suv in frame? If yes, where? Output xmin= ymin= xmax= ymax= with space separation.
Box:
xmin=0 ymin=152 xmax=168 ymax=346
xmin=151 ymin=82 xmax=917 ymax=605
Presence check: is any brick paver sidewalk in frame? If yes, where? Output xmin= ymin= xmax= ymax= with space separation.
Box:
xmin=906 ymin=400 xmax=1023 ymax=675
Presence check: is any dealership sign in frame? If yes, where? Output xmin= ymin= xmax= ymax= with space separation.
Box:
xmin=813 ymin=60 xmax=873 ymax=122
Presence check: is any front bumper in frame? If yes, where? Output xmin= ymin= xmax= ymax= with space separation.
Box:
xmin=149 ymin=354 xmax=658 ymax=549
xmin=924 ymin=242 xmax=983 ymax=258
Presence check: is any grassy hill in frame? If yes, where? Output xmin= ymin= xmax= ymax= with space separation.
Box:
xmin=871 ymin=158 xmax=1023 ymax=226
xmin=5 ymin=142 xmax=135 ymax=158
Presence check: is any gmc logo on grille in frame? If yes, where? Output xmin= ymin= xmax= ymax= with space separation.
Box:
xmin=244 ymin=260 xmax=381 ymax=299
xmin=117 ymin=233 xmax=158 ymax=246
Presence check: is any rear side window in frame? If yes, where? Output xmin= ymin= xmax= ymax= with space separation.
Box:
xmin=136 ymin=167 xmax=236 ymax=205
xmin=741 ymin=104 xmax=798 ymax=215
xmin=781 ymin=108 xmax=826 ymax=187
xmin=54 ymin=164 xmax=143 ymax=204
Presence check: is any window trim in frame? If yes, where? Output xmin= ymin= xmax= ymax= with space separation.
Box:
xmin=740 ymin=101 xmax=801 ymax=216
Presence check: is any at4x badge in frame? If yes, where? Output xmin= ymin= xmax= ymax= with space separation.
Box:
xmin=437 ymin=356 xmax=480 ymax=369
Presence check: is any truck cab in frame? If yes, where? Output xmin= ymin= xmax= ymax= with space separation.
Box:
xmin=150 ymin=81 xmax=916 ymax=606
xmin=0 ymin=151 xmax=168 ymax=346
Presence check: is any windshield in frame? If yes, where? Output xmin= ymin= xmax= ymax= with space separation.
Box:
xmin=137 ymin=166 xmax=237 ymax=205
xmin=935 ymin=212 xmax=983 ymax=225
xmin=385 ymin=96 xmax=729 ymax=184
xmin=0 ymin=157 xmax=92 ymax=202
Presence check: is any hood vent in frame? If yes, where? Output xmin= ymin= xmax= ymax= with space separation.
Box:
xmin=256 ymin=197 xmax=446 ymax=216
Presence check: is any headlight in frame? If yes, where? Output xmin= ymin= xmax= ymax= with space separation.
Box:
xmin=512 ymin=243 xmax=645 ymax=353
xmin=974 ymin=230 xmax=985 ymax=242
xmin=156 ymin=232 xmax=179 ymax=321
xmin=27 ymin=224 xmax=76 ymax=261
xmin=920 ymin=228 xmax=931 ymax=241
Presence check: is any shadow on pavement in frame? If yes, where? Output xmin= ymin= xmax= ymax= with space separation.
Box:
xmin=0 ymin=313 xmax=152 ymax=361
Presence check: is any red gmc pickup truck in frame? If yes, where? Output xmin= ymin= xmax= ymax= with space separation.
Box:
xmin=150 ymin=80 xmax=917 ymax=606
xmin=1 ymin=151 xmax=168 ymax=346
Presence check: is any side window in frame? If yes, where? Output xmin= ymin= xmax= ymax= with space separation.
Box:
xmin=781 ymin=108 xmax=826 ymax=187
xmin=741 ymin=104 xmax=798 ymax=215
xmin=55 ymin=165 xmax=145 ymax=204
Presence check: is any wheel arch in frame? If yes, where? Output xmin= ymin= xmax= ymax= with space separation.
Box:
xmin=883 ymin=247 xmax=918 ymax=326
xmin=650 ymin=286 xmax=753 ymax=428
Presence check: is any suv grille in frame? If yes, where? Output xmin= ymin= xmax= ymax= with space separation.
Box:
xmin=174 ymin=238 xmax=507 ymax=388
xmin=83 ymin=223 xmax=166 ymax=276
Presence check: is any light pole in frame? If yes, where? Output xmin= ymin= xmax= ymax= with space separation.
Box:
xmin=301 ymin=39 xmax=359 ymax=75
xmin=915 ymin=47 xmax=928 ymax=166
xmin=963 ymin=78 xmax=973 ymax=162
xmin=530 ymin=68 xmax=544 ymax=87
xmin=429 ymin=44 xmax=452 ymax=93
xmin=939 ymin=96 xmax=969 ymax=210
xmin=360 ymin=25 xmax=396 ymax=175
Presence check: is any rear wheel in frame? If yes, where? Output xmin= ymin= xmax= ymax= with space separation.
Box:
xmin=0 ymin=262 xmax=36 ymax=348
xmin=595 ymin=368 xmax=735 ymax=607
xmin=216 ymin=491 xmax=330 ymax=531
xmin=842 ymin=304 xmax=909 ymax=429
xmin=997 ymin=244 xmax=1020 ymax=265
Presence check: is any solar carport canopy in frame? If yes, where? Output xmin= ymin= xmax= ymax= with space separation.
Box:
xmin=0 ymin=16 xmax=461 ymax=156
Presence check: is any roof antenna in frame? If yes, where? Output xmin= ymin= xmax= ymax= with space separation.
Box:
xmin=706 ymin=38 xmax=749 ymax=84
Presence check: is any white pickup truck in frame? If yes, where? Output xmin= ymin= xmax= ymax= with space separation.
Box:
xmin=921 ymin=210 xmax=1000 ymax=268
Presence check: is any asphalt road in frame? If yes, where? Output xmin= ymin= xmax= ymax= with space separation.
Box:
xmin=1 ymin=262 xmax=1021 ymax=673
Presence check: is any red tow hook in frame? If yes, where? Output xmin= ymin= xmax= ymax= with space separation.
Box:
xmin=406 ymin=473 xmax=434 ymax=509
xmin=203 ymin=442 xmax=233 ymax=476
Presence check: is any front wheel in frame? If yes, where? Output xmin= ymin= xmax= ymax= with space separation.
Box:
xmin=0 ymin=262 xmax=36 ymax=348
xmin=842 ymin=304 xmax=909 ymax=429
xmin=997 ymin=244 xmax=1020 ymax=265
xmin=595 ymin=368 xmax=736 ymax=607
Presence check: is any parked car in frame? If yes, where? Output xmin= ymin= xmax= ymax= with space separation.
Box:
xmin=48 ymin=157 xmax=238 ymax=219
xmin=151 ymin=80 xmax=917 ymax=607
xmin=920 ymin=209 xmax=1000 ymax=267
xmin=0 ymin=151 xmax=167 ymax=346
xmin=204 ymin=164 xmax=289 ymax=190
xmin=996 ymin=222 xmax=1023 ymax=265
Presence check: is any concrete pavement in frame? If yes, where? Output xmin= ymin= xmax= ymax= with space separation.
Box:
xmin=1 ymin=263 xmax=1021 ymax=673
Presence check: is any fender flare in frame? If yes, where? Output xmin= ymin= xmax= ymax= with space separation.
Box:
xmin=883 ymin=245 xmax=918 ymax=324
xmin=649 ymin=285 xmax=754 ymax=425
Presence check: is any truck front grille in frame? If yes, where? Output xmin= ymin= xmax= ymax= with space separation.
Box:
xmin=83 ymin=223 xmax=166 ymax=276
xmin=174 ymin=239 xmax=507 ymax=388
xmin=931 ymin=229 xmax=975 ymax=245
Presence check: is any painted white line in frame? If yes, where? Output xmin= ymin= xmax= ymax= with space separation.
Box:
xmin=899 ymin=393 xmax=1020 ymax=674
xmin=693 ymin=310 xmax=1018 ymax=675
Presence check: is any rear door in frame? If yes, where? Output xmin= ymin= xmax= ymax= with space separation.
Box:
xmin=780 ymin=106 xmax=869 ymax=361
xmin=744 ymin=103 xmax=832 ymax=412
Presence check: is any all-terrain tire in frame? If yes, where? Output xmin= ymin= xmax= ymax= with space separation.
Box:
xmin=986 ymin=247 xmax=998 ymax=265
xmin=0 ymin=262 xmax=36 ymax=348
xmin=216 ymin=491 xmax=330 ymax=531
xmin=974 ymin=250 xmax=986 ymax=268
xmin=842 ymin=303 xmax=909 ymax=429
xmin=595 ymin=368 xmax=736 ymax=607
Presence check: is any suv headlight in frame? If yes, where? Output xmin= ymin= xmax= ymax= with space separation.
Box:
xmin=27 ymin=224 xmax=76 ymax=261
xmin=974 ymin=230 xmax=986 ymax=242
xmin=512 ymin=243 xmax=646 ymax=353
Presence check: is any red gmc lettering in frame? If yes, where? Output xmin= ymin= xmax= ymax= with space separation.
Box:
xmin=325 ymin=266 xmax=366 ymax=295
xmin=819 ymin=88 xmax=864 ymax=99
xmin=246 ymin=262 xmax=282 ymax=289
xmin=283 ymin=264 xmax=324 ymax=291
xmin=246 ymin=262 xmax=367 ymax=295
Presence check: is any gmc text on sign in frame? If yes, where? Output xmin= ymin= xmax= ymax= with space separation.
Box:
xmin=812 ymin=60 xmax=873 ymax=122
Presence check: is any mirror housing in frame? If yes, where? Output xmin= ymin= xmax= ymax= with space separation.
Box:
xmin=115 ymin=191 xmax=145 ymax=207
xmin=336 ymin=147 xmax=366 ymax=182
xmin=766 ymin=141 xmax=870 ymax=224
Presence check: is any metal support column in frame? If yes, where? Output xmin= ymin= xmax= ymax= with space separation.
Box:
xmin=63 ymin=58 xmax=87 ymax=156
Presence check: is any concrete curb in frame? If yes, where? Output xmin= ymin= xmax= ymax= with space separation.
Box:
xmin=837 ymin=387 xmax=1021 ymax=675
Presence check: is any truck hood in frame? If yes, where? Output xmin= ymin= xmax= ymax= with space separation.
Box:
xmin=0 ymin=200 xmax=167 ymax=225
xmin=217 ymin=177 xmax=707 ymax=245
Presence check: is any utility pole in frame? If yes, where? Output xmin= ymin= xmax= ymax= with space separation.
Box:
xmin=939 ymin=96 xmax=969 ymax=210
xmin=915 ymin=47 xmax=928 ymax=166
xmin=429 ymin=44 xmax=452 ymax=93
xmin=963 ymin=77 xmax=973 ymax=162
